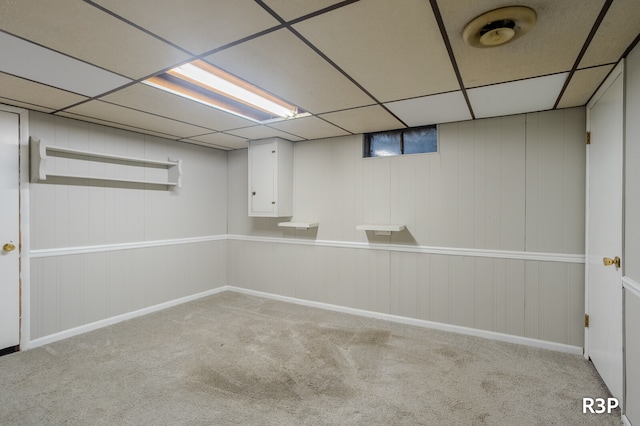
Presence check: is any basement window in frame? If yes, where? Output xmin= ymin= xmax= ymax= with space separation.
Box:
xmin=363 ymin=125 xmax=437 ymax=157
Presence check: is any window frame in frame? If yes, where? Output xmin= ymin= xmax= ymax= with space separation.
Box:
xmin=363 ymin=124 xmax=438 ymax=158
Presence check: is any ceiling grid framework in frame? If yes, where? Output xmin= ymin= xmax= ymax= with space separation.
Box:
xmin=0 ymin=0 xmax=638 ymax=150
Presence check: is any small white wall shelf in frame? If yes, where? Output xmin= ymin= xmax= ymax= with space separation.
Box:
xmin=30 ymin=137 xmax=182 ymax=189
xmin=356 ymin=224 xmax=406 ymax=236
xmin=278 ymin=221 xmax=319 ymax=230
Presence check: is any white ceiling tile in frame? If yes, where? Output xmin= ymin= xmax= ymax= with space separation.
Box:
xmin=56 ymin=112 xmax=179 ymax=140
xmin=0 ymin=98 xmax=54 ymax=114
xmin=0 ymin=72 xmax=88 ymax=111
xmin=385 ymin=92 xmax=472 ymax=127
xmin=580 ymin=0 xmax=640 ymax=68
xmin=64 ymin=100 xmax=215 ymax=138
xmin=206 ymin=29 xmax=374 ymax=114
xmin=178 ymin=139 xmax=233 ymax=151
xmin=293 ymin=0 xmax=459 ymax=102
xmin=92 ymin=0 xmax=279 ymax=55
xmin=0 ymin=0 xmax=190 ymax=79
xmin=468 ymin=73 xmax=569 ymax=119
xmin=101 ymin=83 xmax=256 ymax=131
xmin=0 ymin=32 xmax=130 ymax=97
xmin=268 ymin=116 xmax=349 ymax=140
xmin=186 ymin=133 xmax=250 ymax=150
xmin=557 ymin=66 xmax=614 ymax=109
xmin=261 ymin=0 xmax=347 ymax=21
xmin=227 ymin=125 xmax=304 ymax=142
xmin=319 ymin=105 xmax=405 ymax=134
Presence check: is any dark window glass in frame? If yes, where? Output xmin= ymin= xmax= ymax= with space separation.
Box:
xmin=368 ymin=131 xmax=401 ymax=157
xmin=364 ymin=125 xmax=437 ymax=157
xmin=403 ymin=126 xmax=437 ymax=155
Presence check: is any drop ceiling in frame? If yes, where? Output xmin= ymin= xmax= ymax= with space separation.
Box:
xmin=0 ymin=0 xmax=638 ymax=150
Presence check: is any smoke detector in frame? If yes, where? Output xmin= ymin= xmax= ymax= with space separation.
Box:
xmin=462 ymin=6 xmax=537 ymax=48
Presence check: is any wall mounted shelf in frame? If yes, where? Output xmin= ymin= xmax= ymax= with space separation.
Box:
xmin=278 ymin=221 xmax=319 ymax=230
xmin=30 ymin=137 xmax=182 ymax=189
xmin=356 ymin=224 xmax=406 ymax=236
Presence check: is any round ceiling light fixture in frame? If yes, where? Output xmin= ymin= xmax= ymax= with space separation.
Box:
xmin=462 ymin=6 xmax=537 ymax=48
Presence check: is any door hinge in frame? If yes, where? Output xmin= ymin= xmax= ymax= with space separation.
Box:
xmin=586 ymin=132 xmax=591 ymax=145
xmin=585 ymin=314 xmax=590 ymax=328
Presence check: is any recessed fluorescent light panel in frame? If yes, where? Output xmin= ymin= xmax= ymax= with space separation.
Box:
xmin=144 ymin=59 xmax=305 ymax=123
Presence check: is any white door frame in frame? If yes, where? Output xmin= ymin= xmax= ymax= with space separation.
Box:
xmin=0 ymin=104 xmax=30 ymax=350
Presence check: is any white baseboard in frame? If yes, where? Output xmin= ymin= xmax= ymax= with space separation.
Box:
xmin=226 ymin=286 xmax=584 ymax=356
xmin=27 ymin=284 xmax=583 ymax=356
xmin=27 ymin=286 xmax=228 ymax=349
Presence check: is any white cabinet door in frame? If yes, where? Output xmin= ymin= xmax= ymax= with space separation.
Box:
xmin=249 ymin=141 xmax=277 ymax=215
xmin=0 ymin=110 xmax=20 ymax=351
xmin=248 ymin=138 xmax=292 ymax=217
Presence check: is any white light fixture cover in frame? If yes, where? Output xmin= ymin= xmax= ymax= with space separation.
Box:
xmin=171 ymin=63 xmax=296 ymax=119
xmin=142 ymin=78 xmax=241 ymax=118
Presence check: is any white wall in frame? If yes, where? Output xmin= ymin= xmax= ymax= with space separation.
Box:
xmin=25 ymin=107 xmax=589 ymax=349
xmin=625 ymin=46 xmax=640 ymax=283
xmin=227 ymin=108 xmax=586 ymax=347
xmin=28 ymin=112 xmax=228 ymax=341
xmin=624 ymin=42 xmax=640 ymax=425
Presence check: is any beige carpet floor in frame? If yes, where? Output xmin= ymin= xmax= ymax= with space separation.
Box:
xmin=0 ymin=291 xmax=621 ymax=425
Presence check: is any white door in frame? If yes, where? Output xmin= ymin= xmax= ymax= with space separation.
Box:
xmin=0 ymin=110 xmax=20 ymax=351
xmin=587 ymin=67 xmax=624 ymax=401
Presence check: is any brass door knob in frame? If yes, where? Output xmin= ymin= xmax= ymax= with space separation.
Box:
xmin=603 ymin=256 xmax=620 ymax=268
xmin=2 ymin=242 xmax=16 ymax=252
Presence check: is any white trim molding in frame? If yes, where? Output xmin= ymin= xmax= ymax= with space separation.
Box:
xmin=588 ymin=60 xmax=624 ymax=110
xmin=30 ymin=234 xmax=585 ymax=263
xmin=227 ymin=234 xmax=585 ymax=264
xmin=29 ymin=235 xmax=227 ymax=258
xmin=226 ymin=286 xmax=584 ymax=356
xmin=623 ymin=276 xmax=640 ymax=299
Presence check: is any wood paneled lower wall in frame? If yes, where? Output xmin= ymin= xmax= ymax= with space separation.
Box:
xmin=624 ymin=284 xmax=640 ymax=424
xmin=30 ymin=239 xmax=227 ymax=341
xmin=28 ymin=235 xmax=583 ymax=350
xmin=228 ymin=238 xmax=585 ymax=348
